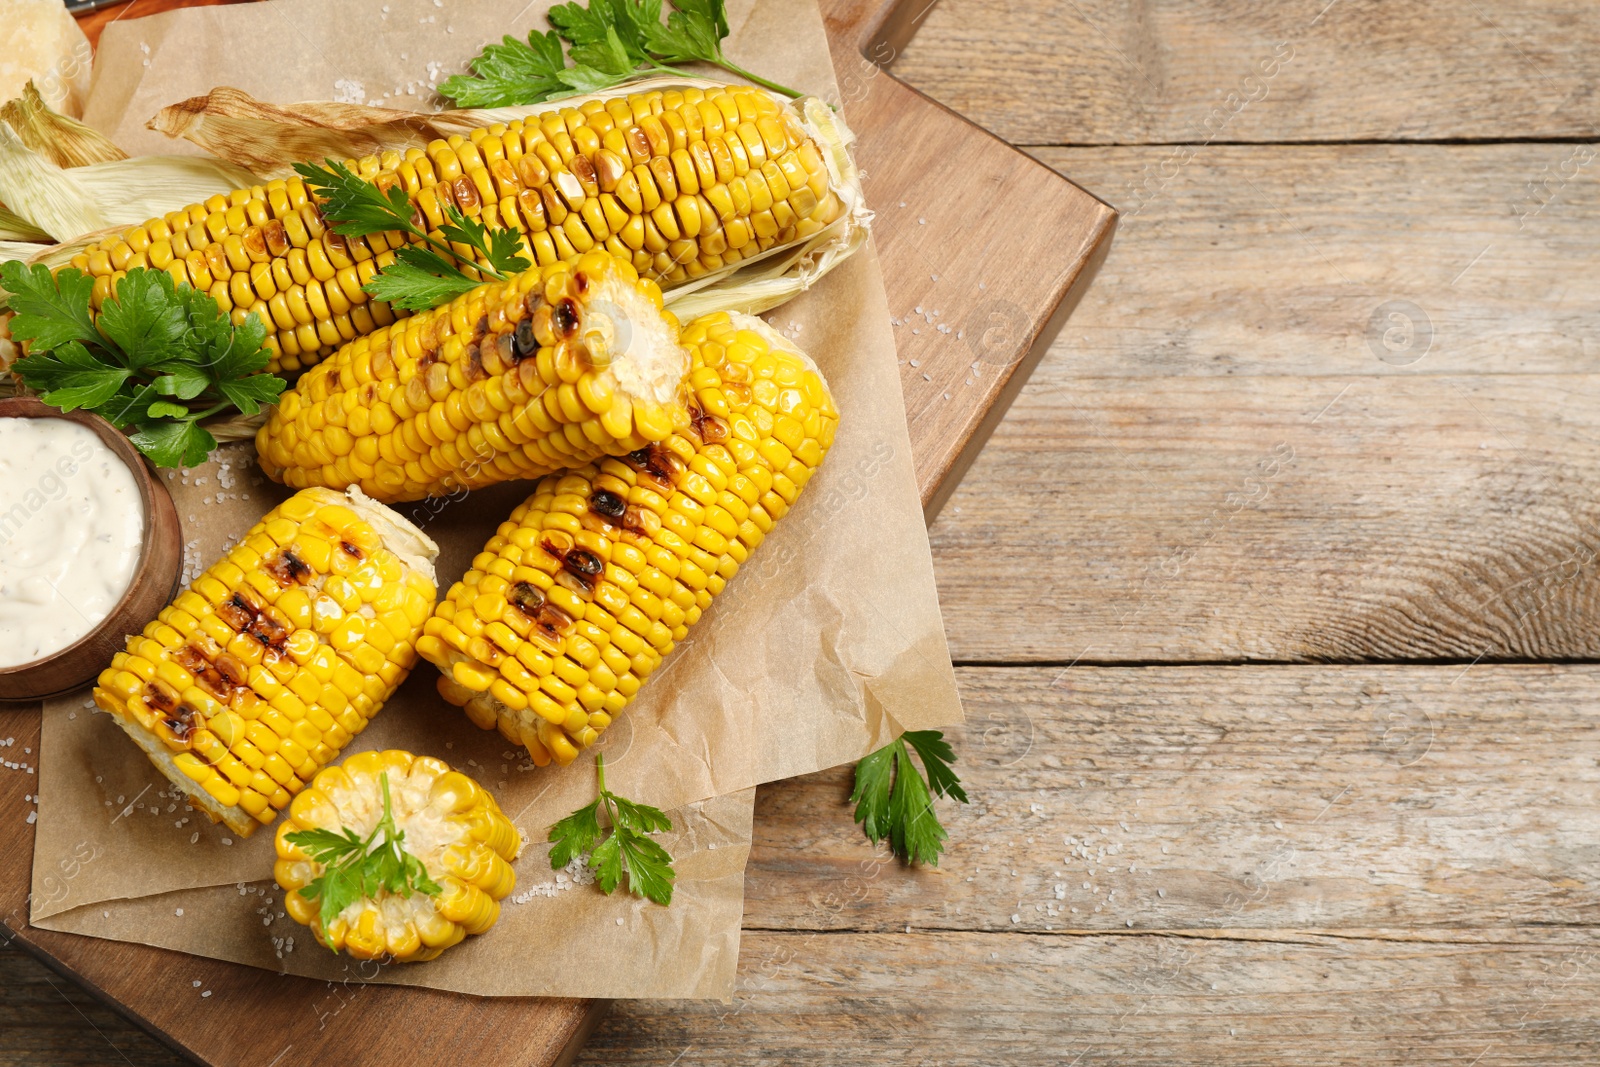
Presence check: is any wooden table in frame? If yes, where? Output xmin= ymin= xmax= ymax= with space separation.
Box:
xmin=10 ymin=0 xmax=1600 ymax=1063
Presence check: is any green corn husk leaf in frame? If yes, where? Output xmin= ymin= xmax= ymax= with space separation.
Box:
xmin=1 ymin=82 xmax=127 ymax=169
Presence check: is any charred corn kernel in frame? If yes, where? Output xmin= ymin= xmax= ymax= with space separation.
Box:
xmin=71 ymin=85 xmax=845 ymax=376
xmin=92 ymin=488 xmax=440 ymax=837
xmin=259 ymin=253 xmax=691 ymax=504
xmin=274 ymin=750 xmax=520 ymax=961
xmin=421 ymin=311 xmax=836 ymax=765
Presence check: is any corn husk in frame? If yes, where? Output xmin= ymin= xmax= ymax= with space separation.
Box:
xmin=0 ymin=121 xmax=106 ymax=240
xmin=148 ymin=77 xmax=871 ymax=319
xmin=0 ymin=84 xmax=262 ymax=261
xmin=2 ymin=82 xmax=127 ymax=168
xmin=0 ymin=207 xmax=50 ymax=242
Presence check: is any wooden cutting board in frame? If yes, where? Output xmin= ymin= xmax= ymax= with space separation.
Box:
xmin=0 ymin=2 xmax=1114 ymax=1064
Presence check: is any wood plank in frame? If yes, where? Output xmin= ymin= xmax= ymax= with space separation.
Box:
xmin=1022 ymin=145 xmax=1600 ymax=378
xmin=931 ymin=369 xmax=1600 ymax=661
xmin=583 ymin=663 xmax=1600 ymax=1065
xmin=890 ymin=0 xmax=1600 ymax=145
xmin=817 ymin=0 xmax=1117 ymax=517
xmin=922 ymin=143 xmax=1600 ymax=662
xmin=586 ymin=929 xmax=1600 ymax=1066
xmin=16 ymin=664 xmax=1600 ymax=1063
xmin=741 ymin=666 xmax=1600 ymax=933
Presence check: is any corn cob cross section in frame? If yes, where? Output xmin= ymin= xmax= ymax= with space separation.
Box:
xmin=417 ymin=311 xmax=837 ymax=766
xmin=275 ymin=749 xmax=521 ymax=962
xmin=93 ymin=488 xmax=439 ymax=837
xmin=256 ymin=252 xmax=690 ymax=504
xmin=72 ymin=84 xmax=845 ymax=375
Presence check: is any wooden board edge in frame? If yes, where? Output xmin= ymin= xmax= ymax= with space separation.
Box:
xmin=923 ymin=208 xmax=1117 ymax=522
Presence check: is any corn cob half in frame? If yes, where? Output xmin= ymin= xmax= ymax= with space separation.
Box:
xmin=256 ymin=251 xmax=691 ymax=504
xmin=416 ymin=311 xmax=836 ymax=766
xmin=73 ymin=84 xmax=847 ymax=375
xmin=274 ymin=749 xmax=521 ymax=962
xmin=93 ymin=488 xmax=439 ymax=837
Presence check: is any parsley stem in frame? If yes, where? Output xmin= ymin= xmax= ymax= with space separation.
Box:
xmin=411 ymin=229 xmax=510 ymax=283
xmin=188 ymin=401 xmax=233 ymax=421
xmin=713 ymin=59 xmax=803 ymax=99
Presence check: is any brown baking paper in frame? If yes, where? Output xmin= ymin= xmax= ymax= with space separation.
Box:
xmin=31 ymin=0 xmax=962 ymax=998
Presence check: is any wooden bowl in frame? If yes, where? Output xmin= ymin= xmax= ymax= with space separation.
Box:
xmin=0 ymin=397 xmax=183 ymax=703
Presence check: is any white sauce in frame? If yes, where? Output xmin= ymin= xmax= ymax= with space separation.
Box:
xmin=0 ymin=417 xmax=144 ymax=668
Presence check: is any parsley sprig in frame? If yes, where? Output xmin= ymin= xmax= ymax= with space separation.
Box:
xmin=549 ymin=754 xmax=676 ymax=905
xmin=284 ymin=772 xmax=443 ymax=951
xmin=2 ymin=261 xmax=285 ymax=467
xmin=292 ymin=160 xmax=532 ymax=311
xmin=851 ymin=730 xmax=969 ymax=867
xmin=439 ymin=0 xmax=800 ymax=109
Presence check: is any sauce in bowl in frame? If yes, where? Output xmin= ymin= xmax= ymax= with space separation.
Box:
xmin=0 ymin=416 xmax=145 ymax=668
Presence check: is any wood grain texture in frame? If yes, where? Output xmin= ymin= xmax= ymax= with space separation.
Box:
xmin=817 ymin=0 xmax=1117 ymax=516
xmin=586 ymin=929 xmax=1600 ymax=1066
xmin=739 ymin=666 xmax=1600 ymax=934
xmin=890 ymin=0 xmax=1600 ymax=145
xmin=17 ymin=665 xmax=1600 ymax=1066
xmin=1022 ymin=144 xmax=1600 ymax=378
xmin=932 ymin=370 xmax=1600 ymax=662
xmin=583 ymin=664 xmax=1600 ymax=1065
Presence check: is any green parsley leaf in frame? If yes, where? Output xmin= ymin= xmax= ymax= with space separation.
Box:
xmin=292 ymin=159 xmax=418 ymax=242
xmin=439 ymin=0 xmax=800 ymax=110
xmin=548 ymin=799 xmax=604 ymax=869
xmin=93 ymin=267 xmax=187 ymax=371
xmin=149 ymin=362 xmax=211 ymax=400
xmin=2 ymin=262 xmax=99 ymax=352
xmin=851 ymin=730 xmax=969 ymax=867
xmin=217 ymin=373 xmax=287 ymax=417
xmin=362 ymin=256 xmax=481 ymax=312
xmin=3 ymin=261 xmax=286 ymax=467
xmin=548 ymin=754 xmax=676 ymax=905
xmin=295 ymin=159 xmax=532 ymax=312
xmin=13 ymin=341 xmax=128 ymax=412
xmin=128 ymin=419 xmax=215 ymax=469
xmin=615 ymin=831 xmax=675 ymax=905
xmin=437 ymin=208 xmax=532 ymax=280
xmin=439 ymin=31 xmax=572 ymax=108
xmin=285 ymin=772 xmax=443 ymax=950
xmin=901 ymin=730 xmax=969 ymax=803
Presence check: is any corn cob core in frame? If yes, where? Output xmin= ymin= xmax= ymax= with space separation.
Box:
xmin=93 ymin=488 xmax=439 ymax=837
xmin=256 ymin=251 xmax=690 ymax=504
xmin=71 ymin=84 xmax=844 ymax=376
xmin=416 ymin=311 xmax=836 ymax=766
xmin=274 ymin=749 xmax=521 ymax=962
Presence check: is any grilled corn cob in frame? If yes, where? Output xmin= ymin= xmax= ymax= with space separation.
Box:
xmin=274 ymin=749 xmax=520 ymax=962
xmin=256 ymin=251 xmax=690 ymax=504
xmin=93 ymin=488 xmax=438 ymax=836
xmin=72 ymin=84 xmax=846 ymax=375
xmin=417 ymin=311 xmax=836 ymax=766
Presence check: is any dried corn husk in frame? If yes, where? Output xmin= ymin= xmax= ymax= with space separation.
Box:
xmin=0 ymin=85 xmax=262 ymax=261
xmin=149 ymin=77 xmax=870 ymax=319
xmin=0 ymin=205 xmax=50 ymax=243
xmin=0 ymin=122 xmax=105 ymax=240
xmin=2 ymin=82 xmax=127 ymax=168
